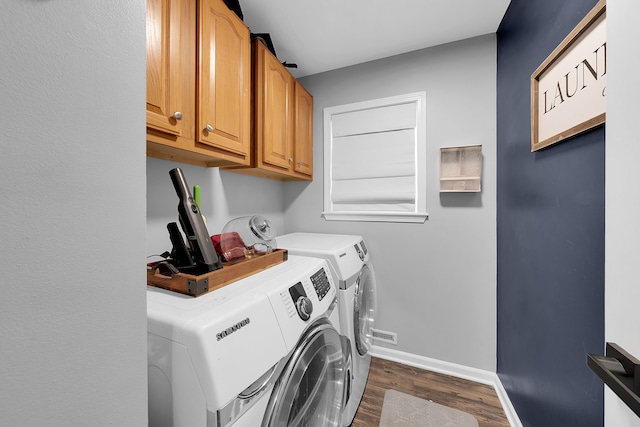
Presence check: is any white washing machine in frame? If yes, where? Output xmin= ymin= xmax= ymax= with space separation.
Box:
xmin=147 ymin=255 xmax=347 ymax=427
xmin=276 ymin=233 xmax=378 ymax=426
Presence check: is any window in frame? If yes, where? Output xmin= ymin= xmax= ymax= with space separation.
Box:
xmin=322 ymin=92 xmax=427 ymax=223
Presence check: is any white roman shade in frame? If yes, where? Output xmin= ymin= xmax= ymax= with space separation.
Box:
xmin=323 ymin=92 xmax=427 ymax=223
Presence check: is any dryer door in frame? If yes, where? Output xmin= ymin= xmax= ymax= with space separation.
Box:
xmin=354 ymin=264 xmax=377 ymax=356
xmin=263 ymin=319 xmax=345 ymax=427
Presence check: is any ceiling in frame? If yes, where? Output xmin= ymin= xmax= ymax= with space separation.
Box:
xmin=239 ymin=0 xmax=511 ymax=79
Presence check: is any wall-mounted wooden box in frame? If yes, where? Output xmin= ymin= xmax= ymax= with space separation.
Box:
xmin=439 ymin=145 xmax=482 ymax=192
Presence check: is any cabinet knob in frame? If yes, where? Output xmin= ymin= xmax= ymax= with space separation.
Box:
xmin=297 ymin=161 xmax=302 ymax=166
xmin=288 ymin=157 xmax=293 ymax=163
xmin=205 ymin=124 xmax=213 ymax=133
xmin=173 ymin=112 xmax=183 ymax=121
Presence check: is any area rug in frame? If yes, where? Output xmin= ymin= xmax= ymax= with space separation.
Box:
xmin=379 ymin=389 xmax=479 ymax=427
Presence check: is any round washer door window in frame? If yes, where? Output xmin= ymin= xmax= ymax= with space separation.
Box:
xmin=263 ymin=320 xmax=345 ymax=427
xmin=354 ymin=264 xmax=377 ymax=356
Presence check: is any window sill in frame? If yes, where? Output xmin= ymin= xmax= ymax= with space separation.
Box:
xmin=322 ymin=212 xmax=428 ymax=223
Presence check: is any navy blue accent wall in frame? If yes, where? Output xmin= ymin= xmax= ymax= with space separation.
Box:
xmin=497 ymin=1 xmax=604 ymax=426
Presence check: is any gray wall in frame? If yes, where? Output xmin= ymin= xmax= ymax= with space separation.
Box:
xmin=606 ymin=0 xmax=640 ymax=425
xmin=146 ymin=158 xmax=285 ymax=257
xmin=0 ymin=1 xmax=147 ymax=426
xmin=287 ymin=35 xmax=498 ymax=371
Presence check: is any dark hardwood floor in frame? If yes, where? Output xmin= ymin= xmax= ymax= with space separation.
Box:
xmin=351 ymin=357 xmax=510 ymax=427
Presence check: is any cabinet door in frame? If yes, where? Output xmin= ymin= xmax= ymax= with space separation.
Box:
xmin=256 ymin=42 xmax=294 ymax=171
xmin=294 ymin=82 xmax=313 ymax=177
xmin=146 ymin=0 xmax=194 ymax=138
xmin=198 ymin=0 xmax=250 ymax=157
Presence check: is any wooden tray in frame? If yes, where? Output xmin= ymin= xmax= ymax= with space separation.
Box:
xmin=147 ymin=249 xmax=288 ymax=297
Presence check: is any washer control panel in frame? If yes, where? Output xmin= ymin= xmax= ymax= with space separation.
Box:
xmin=310 ymin=268 xmax=331 ymax=301
xmin=275 ymin=261 xmax=336 ymax=326
xmin=289 ymin=282 xmax=313 ymax=321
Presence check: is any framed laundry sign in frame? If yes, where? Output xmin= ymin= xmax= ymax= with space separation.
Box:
xmin=531 ymin=0 xmax=606 ymax=152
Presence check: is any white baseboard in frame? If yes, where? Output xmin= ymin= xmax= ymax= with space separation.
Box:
xmin=493 ymin=372 xmax=523 ymax=427
xmin=370 ymin=345 xmax=522 ymax=427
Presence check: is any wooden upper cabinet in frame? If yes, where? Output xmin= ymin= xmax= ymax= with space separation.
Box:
xmin=294 ymin=82 xmax=313 ymax=177
xmin=146 ymin=0 xmax=250 ymax=167
xmin=146 ymin=0 xmax=194 ymax=139
xmin=258 ymin=43 xmax=294 ymax=171
xmin=225 ymin=40 xmax=312 ymax=180
xmin=198 ymin=0 xmax=251 ymax=157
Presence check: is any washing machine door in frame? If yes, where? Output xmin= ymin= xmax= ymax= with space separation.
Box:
xmin=354 ymin=264 xmax=377 ymax=356
xmin=263 ymin=319 xmax=345 ymax=427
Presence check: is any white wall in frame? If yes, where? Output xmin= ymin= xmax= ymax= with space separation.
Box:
xmin=287 ymin=35 xmax=498 ymax=371
xmin=0 ymin=2 xmax=147 ymax=426
xmin=146 ymin=158 xmax=285 ymax=257
xmin=605 ymin=0 xmax=640 ymax=425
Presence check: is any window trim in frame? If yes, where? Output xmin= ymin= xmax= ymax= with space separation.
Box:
xmin=322 ymin=92 xmax=428 ymax=223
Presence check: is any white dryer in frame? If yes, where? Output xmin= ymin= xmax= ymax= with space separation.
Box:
xmin=147 ymin=255 xmax=347 ymax=427
xmin=276 ymin=233 xmax=378 ymax=426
